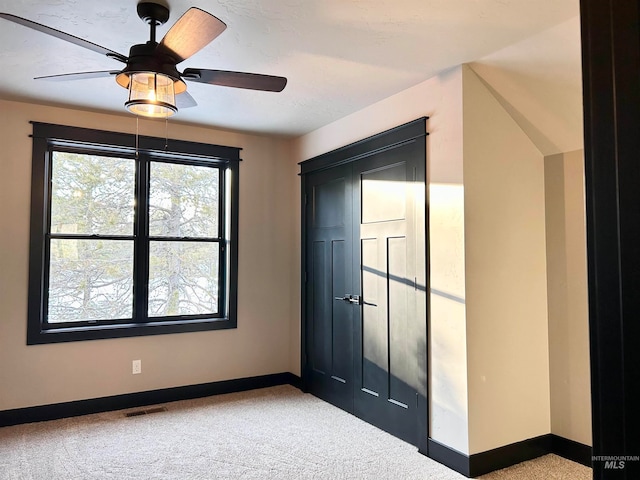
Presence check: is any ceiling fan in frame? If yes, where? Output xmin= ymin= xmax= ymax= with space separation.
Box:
xmin=0 ymin=2 xmax=287 ymax=118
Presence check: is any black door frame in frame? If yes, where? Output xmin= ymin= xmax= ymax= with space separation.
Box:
xmin=299 ymin=117 xmax=429 ymax=454
xmin=581 ymin=0 xmax=640 ymax=477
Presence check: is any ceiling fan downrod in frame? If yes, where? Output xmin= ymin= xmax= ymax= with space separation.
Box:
xmin=136 ymin=2 xmax=170 ymax=44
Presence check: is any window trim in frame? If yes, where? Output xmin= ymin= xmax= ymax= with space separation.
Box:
xmin=27 ymin=122 xmax=240 ymax=344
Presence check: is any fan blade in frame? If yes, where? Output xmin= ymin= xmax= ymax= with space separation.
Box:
xmin=0 ymin=13 xmax=127 ymax=63
xmin=176 ymin=91 xmax=198 ymax=109
xmin=34 ymin=70 xmax=120 ymax=81
xmin=156 ymin=8 xmax=226 ymax=63
xmin=182 ymin=69 xmax=287 ymax=92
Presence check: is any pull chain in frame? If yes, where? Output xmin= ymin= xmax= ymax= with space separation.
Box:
xmin=135 ymin=115 xmax=139 ymax=159
xmin=164 ymin=116 xmax=169 ymax=151
xmin=135 ymin=116 xmax=169 ymax=155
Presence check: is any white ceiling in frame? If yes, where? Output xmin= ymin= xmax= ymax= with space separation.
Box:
xmin=471 ymin=16 xmax=583 ymax=155
xmin=0 ymin=0 xmax=580 ymax=137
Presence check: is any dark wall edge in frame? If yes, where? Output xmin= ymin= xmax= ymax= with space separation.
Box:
xmin=427 ymin=438 xmax=471 ymax=477
xmin=551 ymin=434 xmax=593 ymax=467
xmin=427 ymin=434 xmax=592 ymax=478
xmin=0 ymin=372 xmax=301 ymax=428
xmin=468 ymin=434 xmax=552 ymax=477
xmin=580 ymin=0 xmax=640 ymax=477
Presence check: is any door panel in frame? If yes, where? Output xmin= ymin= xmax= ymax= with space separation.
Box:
xmin=361 ymin=162 xmax=407 ymax=224
xmin=311 ymin=241 xmax=328 ymax=374
xmin=360 ymin=236 xmax=384 ymax=396
xmin=353 ymin=147 xmax=419 ymax=445
xmin=305 ymin=164 xmax=354 ymax=413
xmin=388 ymin=235 xmax=412 ymax=409
xmin=331 ymin=239 xmax=351 ymax=383
xmin=314 ymin=178 xmax=345 ymax=228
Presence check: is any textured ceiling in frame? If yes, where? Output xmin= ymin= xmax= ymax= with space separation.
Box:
xmin=0 ymin=0 xmax=579 ymax=136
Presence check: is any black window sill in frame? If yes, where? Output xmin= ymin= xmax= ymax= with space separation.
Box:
xmin=27 ymin=317 xmax=237 ymax=345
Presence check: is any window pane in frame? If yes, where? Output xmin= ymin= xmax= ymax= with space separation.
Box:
xmin=48 ymin=239 xmax=134 ymax=323
xmin=50 ymin=152 xmax=135 ymax=235
xmin=149 ymin=162 xmax=219 ymax=238
xmin=148 ymin=241 xmax=220 ymax=317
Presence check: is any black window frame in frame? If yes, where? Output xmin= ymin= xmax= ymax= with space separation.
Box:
xmin=27 ymin=122 xmax=240 ymax=344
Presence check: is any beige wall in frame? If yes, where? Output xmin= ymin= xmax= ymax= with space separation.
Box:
xmin=293 ymin=67 xmax=471 ymax=454
xmin=0 ymin=99 xmax=295 ymax=411
xmin=463 ymin=66 xmax=551 ymax=454
xmin=544 ymin=150 xmax=591 ymax=446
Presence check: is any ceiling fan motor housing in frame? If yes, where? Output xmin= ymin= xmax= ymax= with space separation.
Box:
xmin=115 ymin=42 xmax=187 ymax=93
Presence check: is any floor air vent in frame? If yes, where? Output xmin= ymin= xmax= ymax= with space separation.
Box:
xmin=125 ymin=406 xmax=167 ymax=417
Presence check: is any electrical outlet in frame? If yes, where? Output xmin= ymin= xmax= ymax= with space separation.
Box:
xmin=132 ymin=359 xmax=142 ymax=375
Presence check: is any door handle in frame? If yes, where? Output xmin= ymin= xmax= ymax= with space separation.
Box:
xmin=351 ymin=295 xmax=378 ymax=306
xmin=334 ymin=294 xmax=376 ymax=306
xmin=334 ymin=294 xmax=358 ymax=304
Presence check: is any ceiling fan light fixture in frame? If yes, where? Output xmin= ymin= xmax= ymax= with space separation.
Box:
xmin=125 ymin=71 xmax=177 ymax=118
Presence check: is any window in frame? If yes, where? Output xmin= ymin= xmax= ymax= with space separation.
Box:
xmin=27 ymin=123 xmax=240 ymax=344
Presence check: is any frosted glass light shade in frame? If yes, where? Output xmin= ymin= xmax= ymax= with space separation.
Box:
xmin=125 ymin=72 xmax=177 ymax=118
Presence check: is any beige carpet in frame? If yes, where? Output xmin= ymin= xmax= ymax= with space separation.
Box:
xmin=479 ymin=454 xmax=591 ymax=479
xmin=0 ymin=385 xmax=591 ymax=479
